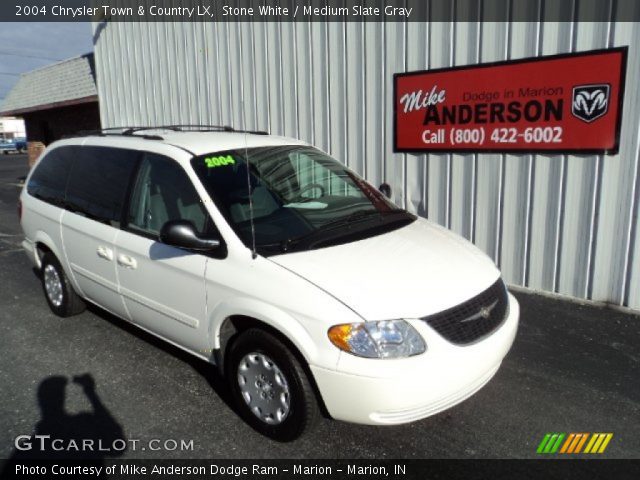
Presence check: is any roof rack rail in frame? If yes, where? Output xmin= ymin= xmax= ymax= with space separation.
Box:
xmin=63 ymin=125 xmax=270 ymax=141
xmin=122 ymin=125 xmax=233 ymax=135
xmin=121 ymin=125 xmax=270 ymax=135
xmin=65 ymin=127 xmax=164 ymax=140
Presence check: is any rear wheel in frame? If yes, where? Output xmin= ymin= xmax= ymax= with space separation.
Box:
xmin=226 ymin=328 xmax=319 ymax=441
xmin=41 ymin=252 xmax=86 ymax=317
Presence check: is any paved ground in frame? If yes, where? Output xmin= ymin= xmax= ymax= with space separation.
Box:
xmin=0 ymin=154 xmax=638 ymax=459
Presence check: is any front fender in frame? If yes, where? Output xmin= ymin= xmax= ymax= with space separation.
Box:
xmin=208 ymin=297 xmax=339 ymax=370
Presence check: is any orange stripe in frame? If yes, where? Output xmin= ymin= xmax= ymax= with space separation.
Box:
xmin=575 ymin=433 xmax=589 ymax=453
xmin=567 ymin=434 xmax=582 ymax=453
xmin=560 ymin=433 xmax=576 ymax=453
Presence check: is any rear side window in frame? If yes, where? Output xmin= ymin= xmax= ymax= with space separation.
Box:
xmin=27 ymin=147 xmax=74 ymax=206
xmin=65 ymin=147 xmax=139 ymax=226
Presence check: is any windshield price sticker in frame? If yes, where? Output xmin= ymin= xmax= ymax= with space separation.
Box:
xmin=394 ymin=47 xmax=627 ymax=154
xmin=205 ymin=155 xmax=236 ymax=168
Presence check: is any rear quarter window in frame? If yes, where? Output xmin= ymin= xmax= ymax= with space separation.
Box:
xmin=26 ymin=147 xmax=74 ymax=206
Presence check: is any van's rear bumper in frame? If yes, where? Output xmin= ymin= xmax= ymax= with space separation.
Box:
xmin=310 ymin=293 xmax=519 ymax=425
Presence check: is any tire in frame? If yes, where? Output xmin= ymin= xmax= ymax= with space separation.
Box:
xmin=41 ymin=252 xmax=86 ymax=317
xmin=226 ymin=328 xmax=319 ymax=441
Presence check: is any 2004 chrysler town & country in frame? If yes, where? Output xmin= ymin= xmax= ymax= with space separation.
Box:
xmin=19 ymin=127 xmax=519 ymax=441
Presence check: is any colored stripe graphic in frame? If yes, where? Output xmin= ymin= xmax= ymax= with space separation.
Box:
xmin=584 ymin=433 xmax=614 ymax=454
xmin=571 ymin=433 xmax=589 ymax=454
xmin=559 ymin=433 xmax=575 ymax=453
xmin=537 ymin=433 xmax=565 ymax=454
xmin=574 ymin=433 xmax=589 ymax=453
xmin=537 ymin=433 xmax=552 ymax=453
xmin=538 ymin=433 xmax=613 ymax=454
xmin=584 ymin=433 xmax=599 ymax=453
xmin=550 ymin=433 xmax=565 ymax=453
xmin=598 ymin=433 xmax=614 ymax=453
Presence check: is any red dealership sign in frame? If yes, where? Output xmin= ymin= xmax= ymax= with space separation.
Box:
xmin=394 ymin=47 xmax=627 ymax=154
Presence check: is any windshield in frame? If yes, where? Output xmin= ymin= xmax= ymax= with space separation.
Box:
xmin=191 ymin=146 xmax=415 ymax=255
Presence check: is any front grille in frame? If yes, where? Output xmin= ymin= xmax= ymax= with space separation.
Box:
xmin=421 ymin=278 xmax=509 ymax=345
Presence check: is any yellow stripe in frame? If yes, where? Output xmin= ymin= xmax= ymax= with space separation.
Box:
xmin=597 ymin=434 xmax=613 ymax=453
xmin=590 ymin=434 xmax=606 ymax=453
xmin=560 ymin=434 xmax=575 ymax=454
xmin=584 ymin=433 xmax=599 ymax=453
xmin=574 ymin=433 xmax=589 ymax=453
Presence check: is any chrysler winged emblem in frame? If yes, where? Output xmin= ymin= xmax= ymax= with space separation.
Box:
xmin=460 ymin=299 xmax=498 ymax=323
xmin=572 ymin=84 xmax=610 ymax=123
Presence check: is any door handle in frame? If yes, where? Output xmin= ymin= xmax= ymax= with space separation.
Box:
xmin=117 ymin=254 xmax=138 ymax=269
xmin=96 ymin=246 xmax=113 ymax=261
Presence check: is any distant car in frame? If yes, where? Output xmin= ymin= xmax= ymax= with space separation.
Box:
xmin=19 ymin=126 xmax=519 ymax=441
xmin=0 ymin=137 xmax=26 ymax=154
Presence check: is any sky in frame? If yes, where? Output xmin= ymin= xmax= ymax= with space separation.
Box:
xmin=0 ymin=22 xmax=93 ymax=105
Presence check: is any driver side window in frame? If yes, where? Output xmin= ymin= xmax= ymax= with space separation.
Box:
xmin=127 ymin=153 xmax=210 ymax=236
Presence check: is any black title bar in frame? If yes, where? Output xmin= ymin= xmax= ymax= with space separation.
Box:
xmin=2 ymin=0 xmax=640 ymax=22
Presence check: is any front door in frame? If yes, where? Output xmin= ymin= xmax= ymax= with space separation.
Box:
xmin=115 ymin=153 xmax=216 ymax=352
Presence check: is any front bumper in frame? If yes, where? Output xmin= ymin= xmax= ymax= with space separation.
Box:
xmin=311 ymin=293 xmax=519 ymax=425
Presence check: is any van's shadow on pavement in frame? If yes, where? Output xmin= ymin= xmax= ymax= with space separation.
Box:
xmin=3 ymin=374 xmax=124 ymax=478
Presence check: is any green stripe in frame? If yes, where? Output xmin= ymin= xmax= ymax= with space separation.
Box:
xmin=537 ymin=433 xmax=552 ymax=453
xmin=543 ymin=434 xmax=559 ymax=453
xmin=550 ymin=433 xmax=565 ymax=453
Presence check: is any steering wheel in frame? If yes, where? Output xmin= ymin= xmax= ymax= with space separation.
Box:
xmin=288 ymin=183 xmax=325 ymax=203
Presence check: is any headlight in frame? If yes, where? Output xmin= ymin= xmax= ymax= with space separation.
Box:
xmin=328 ymin=320 xmax=426 ymax=359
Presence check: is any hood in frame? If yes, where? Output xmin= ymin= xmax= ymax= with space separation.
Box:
xmin=269 ymin=218 xmax=501 ymax=321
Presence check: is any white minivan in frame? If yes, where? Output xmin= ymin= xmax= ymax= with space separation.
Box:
xmin=19 ymin=126 xmax=518 ymax=441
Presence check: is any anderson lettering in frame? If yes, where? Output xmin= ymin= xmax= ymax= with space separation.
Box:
xmin=423 ymin=99 xmax=563 ymax=125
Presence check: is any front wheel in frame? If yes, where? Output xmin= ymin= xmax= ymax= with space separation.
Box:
xmin=226 ymin=328 xmax=319 ymax=441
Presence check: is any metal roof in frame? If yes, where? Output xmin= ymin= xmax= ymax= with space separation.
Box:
xmin=0 ymin=53 xmax=97 ymax=116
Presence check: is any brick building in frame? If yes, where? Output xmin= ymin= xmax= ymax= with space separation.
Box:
xmin=0 ymin=53 xmax=100 ymax=166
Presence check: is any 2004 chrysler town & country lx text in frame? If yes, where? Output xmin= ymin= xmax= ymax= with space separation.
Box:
xmin=19 ymin=127 xmax=519 ymax=441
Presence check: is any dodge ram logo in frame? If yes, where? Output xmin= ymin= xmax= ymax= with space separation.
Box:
xmin=572 ymin=84 xmax=610 ymax=123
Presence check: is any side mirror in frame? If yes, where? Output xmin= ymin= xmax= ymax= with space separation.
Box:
xmin=159 ymin=220 xmax=221 ymax=252
xmin=379 ymin=183 xmax=392 ymax=198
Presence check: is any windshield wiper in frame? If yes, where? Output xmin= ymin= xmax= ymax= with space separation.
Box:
xmin=280 ymin=209 xmax=409 ymax=253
